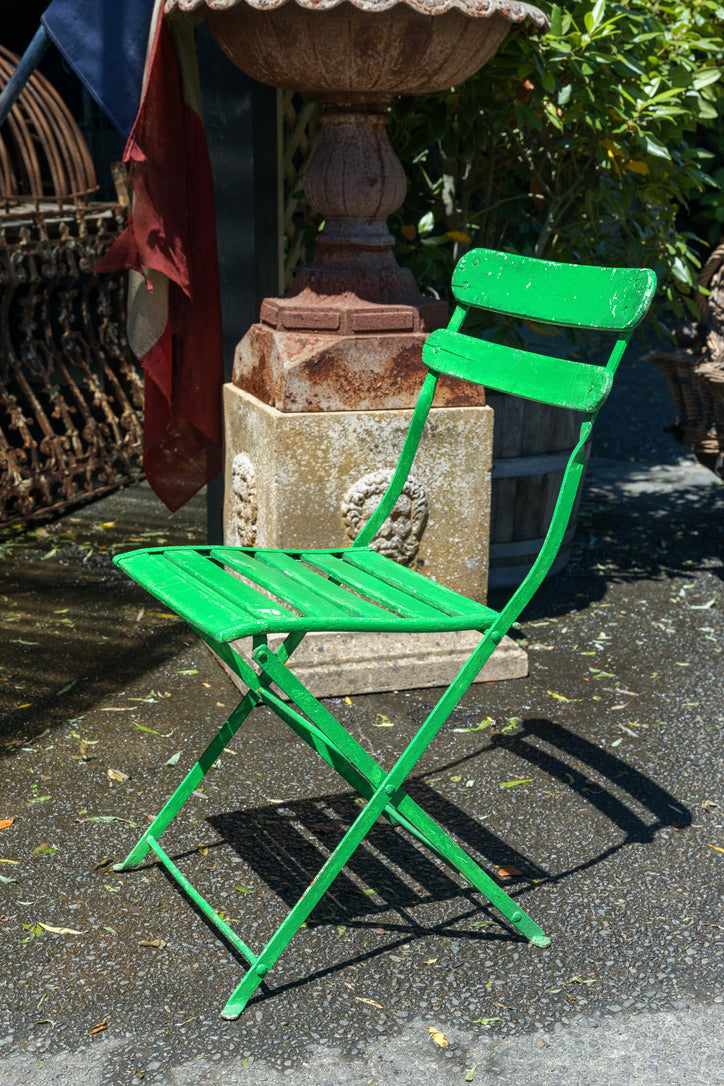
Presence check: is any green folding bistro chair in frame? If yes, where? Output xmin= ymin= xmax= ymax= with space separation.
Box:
xmin=113 ymin=249 xmax=656 ymax=1018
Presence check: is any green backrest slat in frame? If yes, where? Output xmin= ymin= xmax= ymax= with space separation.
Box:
xmin=343 ymin=548 xmax=497 ymax=623
xmin=423 ymin=328 xmax=612 ymax=411
xmin=115 ymin=551 xmax=256 ymax=639
xmin=210 ymin=547 xmax=358 ymax=622
xmin=301 ymin=551 xmax=449 ymax=620
xmin=165 ymin=551 xmax=295 ymax=625
xmin=451 ymin=249 xmax=657 ymax=331
xmin=255 ymin=550 xmax=390 ymax=621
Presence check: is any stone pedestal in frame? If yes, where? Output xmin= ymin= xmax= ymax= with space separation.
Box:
xmin=223 ymin=383 xmax=492 ymax=598
xmin=222 ymin=383 xmax=528 ymax=694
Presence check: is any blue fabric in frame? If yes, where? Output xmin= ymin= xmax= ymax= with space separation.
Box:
xmin=42 ymin=0 xmax=156 ymax=139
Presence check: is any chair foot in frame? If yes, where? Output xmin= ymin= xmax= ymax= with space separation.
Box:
xmin=112 ymin=838 xmax=151 ymax=871
xmin=220 ymin=996 xmax=249 ymax=1021
xmin=530 ymin=933 xmax=551 ymax=948
xmin=221 ymin=962 xmax=269 ymax=1019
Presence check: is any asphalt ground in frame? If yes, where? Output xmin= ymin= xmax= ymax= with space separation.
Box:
xmin=0 ymin=349 xmax=722 ymax=1084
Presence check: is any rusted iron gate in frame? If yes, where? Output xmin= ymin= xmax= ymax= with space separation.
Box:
xmin=0 ymin=45 xmax=143 ymax=527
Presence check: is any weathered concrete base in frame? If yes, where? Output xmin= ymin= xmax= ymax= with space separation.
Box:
xmin=221 ymin=385 xmax=528 ymax=691
xmin=219 ymin=382 xmax=527 ymax=686
xmin=223 ymin=383 xmax=493 ymax=601
xmin=218 ymin=630 xmax=527 ymax=699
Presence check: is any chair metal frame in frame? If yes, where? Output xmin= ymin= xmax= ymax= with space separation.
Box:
xmin=112 ymin=249 xmax=656 ymax=1018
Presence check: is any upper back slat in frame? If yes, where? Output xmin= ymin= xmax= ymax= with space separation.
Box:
xmin=451 ymin=249 xmax=657 ymax=331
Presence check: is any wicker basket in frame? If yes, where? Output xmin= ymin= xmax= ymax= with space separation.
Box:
xmin=650 ymin=239 xmax=724 ymax=479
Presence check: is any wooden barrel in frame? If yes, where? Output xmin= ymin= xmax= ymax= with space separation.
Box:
xmin=487 ymin=392 xmax=588 ymax=588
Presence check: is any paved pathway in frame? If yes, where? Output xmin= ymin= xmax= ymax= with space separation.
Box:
xmin=1 ymin=343 xmax=722 ymax=1083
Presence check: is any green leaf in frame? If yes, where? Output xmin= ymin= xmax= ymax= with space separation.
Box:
xmin=590 ymin=0 xmax=607 ymax=31
xmin=695 ymin=98 xmax=719 ymax=119
xmin=541 ymin=69 xmax=556 ymax=94
xmin=670 ymin=255 xmax=693 ymax=284
xmin=692 ymin=67 xmax=721 ymax=90
xmin=549 ymin=4 xmax=563 ymax=37
xmin=642 ymin=133 xmax=672 ymax=160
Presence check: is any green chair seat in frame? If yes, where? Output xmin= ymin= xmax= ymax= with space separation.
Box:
xmin=116 ymin=545 xmax=498 ymax=641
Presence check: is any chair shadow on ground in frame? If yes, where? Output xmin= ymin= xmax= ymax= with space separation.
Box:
xmin=174 ymin=714 xmax=693 ymax=1004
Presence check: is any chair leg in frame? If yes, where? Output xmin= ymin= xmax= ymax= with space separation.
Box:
xmin=114 ymin=631 xmax=304 ymax=872
xmin=256 ymin=677 xmax=549 ymax=948
xmin=113 ymin=689 xmax=259 ymax=871
xmin=253 ymin=645 xmax=550 ymax=946
xmin=220 ymin=744 xmax=458 ymax=1018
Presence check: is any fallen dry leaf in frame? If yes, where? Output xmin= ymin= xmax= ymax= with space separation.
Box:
xmin=496 ymin=865 xmax=524 ymax=879
xmin=88 ymin=1021 xmax=108 ymax=1036
xmin=354 ymin=996 xmax=386 ymax=1009
xmin=705 ymin=843 xmax=724 ymax=853
xmin=107 ymin=769 xmax=129 ymax=783
xmin=428 ymin=1026 xmax=449 ymax=1048
xmin=0 ymin=818 xmax=14 ymax=830
xmin=546 ymin=690 xmax=571 ymax=702
xmin=139 ymin=938 xmax=167 ymax=949
xmin=32 ymin=843 xmax=56 ymax=855
xmin=38 ymin=922 xmax=86 ymax=935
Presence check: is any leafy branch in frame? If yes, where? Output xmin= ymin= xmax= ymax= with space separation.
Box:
xmin=388 ymin=0 xmax=724 ymax=326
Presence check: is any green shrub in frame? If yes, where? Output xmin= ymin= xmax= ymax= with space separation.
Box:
xmin=389 ymin=0 xmax=724 ymax=324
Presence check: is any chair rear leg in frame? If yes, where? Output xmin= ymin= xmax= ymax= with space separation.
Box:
xmin=220 ymin=750 xmax=454 ymax=1019
xmin=254 ymin=646 xmax=550 ymax=948
xmin=114 ymin=689 xmax=259 ymax=870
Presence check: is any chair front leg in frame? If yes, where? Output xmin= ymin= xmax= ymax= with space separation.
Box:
xmin=115 ymin=633 xmax=305 ymax=871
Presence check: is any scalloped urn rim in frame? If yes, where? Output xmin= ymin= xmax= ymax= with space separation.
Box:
xmin=166 ymin=0 xmax=548 ymax=30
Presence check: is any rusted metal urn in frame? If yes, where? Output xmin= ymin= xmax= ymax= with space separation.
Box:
xmin=166 ymin=0 xmax=548 ymax=337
